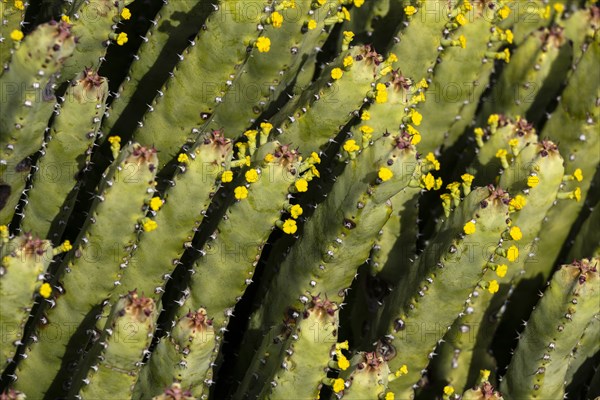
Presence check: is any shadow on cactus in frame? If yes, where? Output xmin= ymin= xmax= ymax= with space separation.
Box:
xmin=0 ymin=0 xmax=599 ymax=399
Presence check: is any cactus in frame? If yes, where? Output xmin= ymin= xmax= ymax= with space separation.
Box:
xmin=0 ymin=1 xmax=599 ymax=399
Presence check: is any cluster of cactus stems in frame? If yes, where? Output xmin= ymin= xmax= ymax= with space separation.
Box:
xmin=0 ymin=0 xmax=598 ymax=399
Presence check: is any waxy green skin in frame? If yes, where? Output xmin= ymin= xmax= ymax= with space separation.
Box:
xmin=204 ymin=0 xmax=340 ymax=137
xmin=338 ymin=352 xmax=391 ymax=400
xmin=501 ymin=258 xmax=600 ymax=399
xmin=102 ymin=0 xmax=213 ymax=135
xmin=133 ymin=0 xmax=271 ymax=160
xmin=430 ymin=128 xmax=566 ymax=393
xmin=133 ymin=309 xmax=216 ymax=398
xmin=272 ymin=45 xmax=384 ymax=154
xmin=235 ymin=135 xmax=419 ymax=398
xmin=0 ymin=21 xmax=76 ymax=225
xmin=0 ymin=0 xmax=25 ymax=68
xmin=115 ymin=133 xmax=232 ymax=300
xmin=0 ymin=234 xmax=54 ymax=368
xmin=383 ymin=187 xmax=509 ymax=397
xmin=14 ymin=144 xmax=158 ymax=398
xmin=77 ymin=293 xmax=157 ymax=398
xmin=267 ymin=301 xmax=339 ymax=399
xmin=480 ymin=26 xmax=571 ymax=126
xmin=1 ymin=1 xmax=600 ymax=398
xmin=58 ymin=0 xmax=128 ymax=82
xmin=21 ymin=70 xmax=108 ymax=243
xmin=184 ymin=142 xmax=302 ymax=330
xmin=417 ymin=7 xmax=503 ymax=154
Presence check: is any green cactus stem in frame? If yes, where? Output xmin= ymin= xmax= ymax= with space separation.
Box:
xmin=501 ymin=258 xmax=600 ymax=399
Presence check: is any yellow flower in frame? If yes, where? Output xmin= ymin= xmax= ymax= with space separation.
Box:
xmin=245 ymin=169 xmax=259 ymax=183
xmin=271 ymin=11 xmax=283 ymax=28
xmin=221 ymin=171 xmax=234 ymax=183
xmin=360 ymin=125 xmax=374 ymax=135
xmin=143 ymin=219 xmax=158 ymax=232
xmin=435 ymin=177 xmax=443 ymax=190
xmin=256 ymin=37 xmax=271 ymax=52
xmin=341 ymin=7 xmax=350 ymax=20
xmin=177 ymin=153 xmax=189 ymax=163
xmin=498 ymin=5 xmax=511 ymax=19
xmin=496 ymin=149 xmax=507 ymax=158
xmin=290 ymin=204 xmax=303 ymax=219
xmin=61 ymin=15 xmax=71 ymax=23
xmin=411 ymin=133 xmax=421 ymax=145
xmin=421 ymin=173 xmax=435 ymax=190
xmin=496 ymin=264 xmax=508 ymax=278
xmin=149 ymin=197 xmax=163 ymax=211
xmin=343 ymin=31 xmax=354 ymax=42
xmin=503 ymin=48 xmax=511 ymax=63
xmin=410 ymin=110 xmax=423 ymax=126
xmin=461 ymin=174 xmax=474 ymax=184
xmin=488 ymin=114 xmax=499 ymax=125
xmin=463 ymin=221 xmax=476 ymax=235
xmin=260 ymin=122 xmax=273 ymax=135
xmin=361 ymin=110 xmax=370 ymax=120
xmin=61 ymin=240 xmax=73 ymax=252
xmin=426 ymin=152 xmax=440 ymax=170
xmin=458 ymin=34 xmax=467 ymax=49
xmin=509 ymin=195 xmax=527 ymax=211
xmin=39 ymin=283 xmax=52 ymax=299
xmin=343 ymin=139 xmax=360 ymax=153
xmin=413 ymin=92 xmax=425 ymax=103
xmin=331 ymin=67 xmax=343 ymax=80
xmin=480 ymin=369 xmax=491 ymax=381
xmin=404 ymin=5 xmax=417 ymax=16
xmin=354 ymin=0 xmax=364 ymax=6
xmin=553 ymin=3 xmax=564 ymax=13
xmin=337 ymin=354 xmax=350 ymax=370
xmin=281 ymin=219 xmax=297 ymax=234
xmin=573 ymin=168 xmax=583 ymax=182
xmin=506 ymin=245 xmax=519 ymax=262
xmin=343 ymin=55 xmax=354 ymax=68
xmin=116 ymin=32 xmax=128 ymax=46
xmin=336 ymin=341 xmax=349 ymax=350
xmin=307 ymin=19 xmax=317 ymax=30
xmin=571 ymin=187 xmax=581 ymax=202
xmin=444 ymin=386 xmax=455 ymax=395
xmin=388 ymin=53 xmax=398 ymax=63
xmin=234 ymin=186 xmax=249 ymax=200
xmin=417 ymin=78 xmax=428 ymax=89
xmin=108 ymin=136 xmax=121 ymax=144
xmin=385 ymin=393 xmax=395 ymax=400
xmin=311 ymin=166 xmax=320 ymax=178
xmin=264 ymin=154 xmax=275 ymax=163
xmin=509 ymin=226 xmax=522 ymax=241
xmin=396 ymin=364 xmax=408 ymax=376
xmin=14 ymin=0 xmax=24 ymax=10
xmin=505 ymin=29 xmax=514 ymax=44
xmin=527 ymin=175 xmax=540 ymax=188
xmin=309 ymin=152 xmax=321 ymax=164
xmin=332 ymin=378 xmax=345 ymax=393
xmin=378 ymin=167 xmax=394 ymax=182
xmin=10 ymin=29 xmax=24 ymax=41
xmin=295 ymin=178 xmax=308 ymax=192
xmin=121 ymin=7 xmax=131 ymax=20
xmin=375 ymin=83 xmax=388 ymax=103
xmin=456 ymin=13 xmax=467 ymax=26
xmin=487 ymin=280 xmax=500 ymax=294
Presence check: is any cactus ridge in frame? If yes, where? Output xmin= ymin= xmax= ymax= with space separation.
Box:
xmin=0 ymin=1 xmax=599 ymax=399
